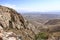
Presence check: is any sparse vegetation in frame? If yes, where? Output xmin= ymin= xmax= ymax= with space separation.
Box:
xmin=35 ymin=32 xmax=48 ymax=40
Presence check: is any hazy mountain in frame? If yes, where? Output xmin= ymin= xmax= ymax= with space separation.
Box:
xmin=22 ymin=13 xmax=60 ymax=24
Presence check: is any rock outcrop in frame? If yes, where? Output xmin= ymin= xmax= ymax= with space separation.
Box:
xmin=0 ymin=5 xmax=37 ymax=40
xmin=0 ymin=5 xmax=25 ymax=30
xmin=0 ymin=28 xmax=21 ymax=40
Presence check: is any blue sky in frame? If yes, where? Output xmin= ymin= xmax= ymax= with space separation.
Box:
xmin=0 ymin=0 xmax=60 ymax=13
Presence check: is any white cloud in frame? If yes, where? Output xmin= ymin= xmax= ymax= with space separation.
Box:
xmin=1 ymin=4 xmax=20 ymax=11
xmin=2 ymin=4 xmax=16 ymax=8
xmin=1 ymin=3 xmax=60 ymax=13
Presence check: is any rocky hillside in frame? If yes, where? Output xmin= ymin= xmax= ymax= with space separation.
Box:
xmin=44 ymin=19 xmax=60 ymax=32
xmin=45 ymin=19 xmax=60 ymax=25
xmin=0 ymin=5 xmax=25 ymax=30
xmin=0 ymin=5 xmax=39 ymax=40
xmin=0 ymin=5 xmax=60 ymax=40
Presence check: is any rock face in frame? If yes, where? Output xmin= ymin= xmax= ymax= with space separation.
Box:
xmin=0 ymin=29 xmax=21 ymax=40
xmin=0 ymin=5 xmax=37 ymax=40
xmin=0 ymin=5 xmax=25 ymax=30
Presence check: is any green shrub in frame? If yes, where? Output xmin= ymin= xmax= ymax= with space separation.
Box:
xmin=35 ymin=32 xmax=48 ymax=40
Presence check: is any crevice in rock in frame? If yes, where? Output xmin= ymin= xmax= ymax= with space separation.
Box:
xmin=0 ymin=23 xmax=4 ymax=28
xmin=9 ymin=20 xmax=13 ymax=29
xmin=0 ymin=37 xmax=3 ymax=40
xmin=10 ymin=13 xmax=15 ymax=22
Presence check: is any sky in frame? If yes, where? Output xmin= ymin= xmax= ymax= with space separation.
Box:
xmin=0 ymin=0 xmax=60 ymax=13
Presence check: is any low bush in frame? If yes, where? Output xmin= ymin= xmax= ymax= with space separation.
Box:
xmin=35 ymin=32 xmax=48 ymax=40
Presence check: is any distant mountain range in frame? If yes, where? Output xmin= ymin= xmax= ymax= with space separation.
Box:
xmin=22 ymin=12 xmax=60 ymax=23
xmin=22 ymin=12 xmax=60 ymax=14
